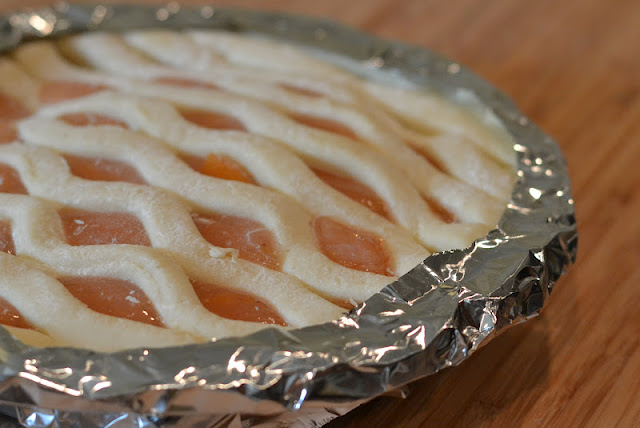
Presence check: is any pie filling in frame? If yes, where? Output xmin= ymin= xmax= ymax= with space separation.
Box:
xmin=190 ymin=279 xmax=287 ymax=326
xmin=179 ymin=109 xmax=246 ymax=131
xmin=59 ymin=276 xmax=164 ymax=327
xmin=0 ymin=297 xmax=33 ymax=329
xmin=182 ymin=153 xmax=256 ymax=184
xmin=0 ymin=221 xmax=15 ymax=255
xmin=409 ymin=142 xmax=448 ymax=174
xmin=313 ymin=216 xmax=393 ymax=276
xmin=0 ymin=93 xmax=30 ymax=121
xmin=278 ymin=83 xmax=323 ymax=98
xmin=40 ymin=81 xmax=106 ymax=104
xmin=0 ymin=122 xmax=19 ymax=144
xmin=0 ymin=93 xmax=29 ymax=144
xmin=0 ymin=30 xmax=515 ymax=349
xmin=423 ymin=196 xmax=457 ymax=224
xmin=59 ymin=208 xmax=152 ymax=247
xmin=64 ymin=154 xmax=146 ymax=184
xmin=290 ymin=113 xmax=359 ymax=141
xmin=0 ymin=163 xmax=28 ymax=194
xmin=192 ymin=212 xmax=282 ymax=271
xmin=312 ymin=167 xmax=392 ymax=220
xmin=154 ymin=76 xmax=219 ymax=90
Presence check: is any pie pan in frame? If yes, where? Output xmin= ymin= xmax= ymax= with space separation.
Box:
xmin=0 ymin=3 xmax=577 ymax=427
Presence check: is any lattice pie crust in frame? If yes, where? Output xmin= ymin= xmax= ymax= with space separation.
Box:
xmin=0 ymin=30 xmax=515 ymax=352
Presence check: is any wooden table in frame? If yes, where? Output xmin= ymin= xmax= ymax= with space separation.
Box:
xmin=3 ymin=1 xmax=639 ymax=427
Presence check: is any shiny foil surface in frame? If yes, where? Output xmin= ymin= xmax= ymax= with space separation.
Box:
xmin=0 ymin=3 xmax=577 ymax=427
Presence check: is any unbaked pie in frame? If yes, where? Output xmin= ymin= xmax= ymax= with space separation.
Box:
xmin=0 ymin=30 xmax=515 ymax=351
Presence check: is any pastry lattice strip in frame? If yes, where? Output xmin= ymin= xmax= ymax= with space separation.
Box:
xmin=123 ymin=30 xmax=515 ymax=198
xmin=0 ymin=141 xmax=354 ymax=308
xmin=61 ymin=33 xmax=513 ymax=212
xmin=13 ymin=119 xmax=424 ymax=299
xmin=119 ymin=29 xmax=515 ymax=168
xmin=11 ymin=40 xmax=507 ymax=250
xmin=0 ymin=187 xmax=345 ymax=350
xmin=0 ymin=30 xmax=516 ymax=350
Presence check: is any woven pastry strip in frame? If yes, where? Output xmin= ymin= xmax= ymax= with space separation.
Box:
xmin=0 ymin=31 xmax=515 ymax=351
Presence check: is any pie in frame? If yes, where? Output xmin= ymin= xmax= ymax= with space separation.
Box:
xmin=0 ymin=30 xmax=515 ymax=352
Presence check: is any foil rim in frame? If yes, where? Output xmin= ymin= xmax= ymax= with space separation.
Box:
xmin=0 ymin=2 xmax=577 ymax=419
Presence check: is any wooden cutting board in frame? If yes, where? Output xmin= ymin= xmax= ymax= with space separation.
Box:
xmin=2 ymin=1 xmax=639 ymax=427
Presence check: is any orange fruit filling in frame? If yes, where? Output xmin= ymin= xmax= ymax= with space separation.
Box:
xmin=423 ymin=196 xmax=457 ymax=224
xmin=179 ymin=109 xmax=246 ymax=131
xmin=59 ymin=208 xmax=151 ymax=247
xmin=0 ymin=93 xmax=31 ymax=121
xmin=0 ymin=122 xmax=18 ymax=144
xmin=0 ymin=220 xmax=15 ymax=255
xmin=60 ymin=113 xmax=129 ymax=128
xmin=59 ymin=276 xmax=164 ymax=327
xmin=192 ymin=212 xmax=282 ymax=271
xmin=0 ymin=297 xmax=33 ymax=329
xmin=63 ymin=154 xmax=146 ymax=184
xmin=0 ymin=93 xmax=30 ymax=144
xmin=154 ymin=77 xmax=219 ymax=90
xmin=182 ymin=153 xmax=256 ymax=184
xmin=0 ymin=163 xmax=28 ymax=194
xmin=409 ymin=142 xmax=447 ymax=174
xmin=278 ymin=83 xmax=322 ymax=98
xmin=190 ymin=279 xmax=287 ymax=326
xmin=313 ymin=216 xmax=393 ymax=276
xmin=290 ymin=113 xmax=358 ymax=141
xmin=39 ymin=81 xmax=107 ymax=104
xmin=312 ymin=167 xmax=392 ymax=220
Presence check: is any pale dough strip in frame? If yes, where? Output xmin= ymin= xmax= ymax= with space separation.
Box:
xmin=11 ymin=43 xmax=498 ymax=250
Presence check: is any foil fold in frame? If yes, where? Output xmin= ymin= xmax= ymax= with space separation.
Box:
xmin=0 ymin=3 xmax=577 ymax=427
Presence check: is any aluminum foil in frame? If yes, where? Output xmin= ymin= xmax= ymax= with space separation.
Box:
xmin=0 ymin=3 xmax=577 ymax=427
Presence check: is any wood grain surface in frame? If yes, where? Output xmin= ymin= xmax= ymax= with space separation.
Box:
xmin=2 ymin=1 xmax=639 ymax=427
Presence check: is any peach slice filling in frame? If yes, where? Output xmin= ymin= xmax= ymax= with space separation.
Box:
xmin=0 ymin=221 xmax=15 ymax=255
xmin=290 ymin=113 xmax=358 ymax=141
xmin=59 ymin=276 xmax=163 ymax=327
xmin=423 ymin=196 xmax=457 ymax=224
xmin=313 ymin=216 xmax=393 ymax=276
xmin=0 ymin=122 xmax=18 ymax=144
xmin=408 ymin=142 xmax=448 ymax=174
xmin=190 ymin=279 xmax=287 ymax=326
xmin=0 ymin=93 xmax=31 ymax=144
xmin=154 ymin=77 xmax=219 ymax=90
xmin=311 ymin=167 xmax=392 ymax=220
xmin=59 ymin=113 xmax=129 ymax=129
xmin=406 ymin=142 xmax=457 ymax=223
xmin=0 ymin=163 xmax=28 ymax=194
xmin=278 ymin=83 xmax=323 ymax=98
xmin=192 ymin=212 xmax=281 ymax=271
xmin=63 ymin=154 xmax=146 ymax=184
xmin=59 ymin=208 xmax=151 ymax=247
xmin=0 ymin=297 xmax=34 ymax=329
xmin=182 ymin=153 xmax=256 ymax=184
xmin=0 ymin=93 xmax=30 ymax=121
xmin=39 ymin=81 xmax=107 ymax=104
xmin=179 ymin=109 xmax=246 ymax=131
